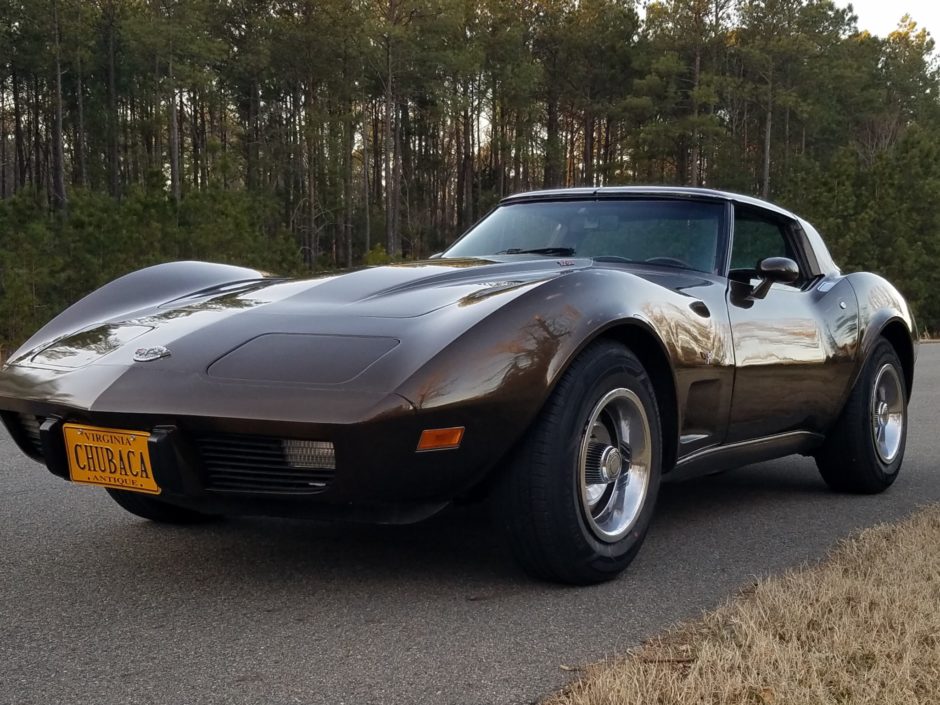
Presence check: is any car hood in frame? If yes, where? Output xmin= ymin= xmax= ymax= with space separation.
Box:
xmin=0 ymin=257 xmax=716 ymax=421
xmin=8 ymin=257 xmax=591 ymax=372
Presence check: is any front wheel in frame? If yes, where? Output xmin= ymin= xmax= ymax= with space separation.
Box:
xmin=494 ymin=341 xmax=662 ymax=584
xmin=815 ymin=338 xmax=908 ymax=493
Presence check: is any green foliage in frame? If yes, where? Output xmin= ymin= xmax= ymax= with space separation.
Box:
xmin=1 ymin=0 xmax=940 ymax=349
xmin=0 ymin=190 xmax=304 ymax=355
xmin=363 ymin=245 xmax=394 ymax=266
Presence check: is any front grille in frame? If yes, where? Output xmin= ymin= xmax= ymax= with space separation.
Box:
xmin=17 ymin=414 xmax=44 ymax=456
xmin=195 ymin=434 xmax=335 ymax=495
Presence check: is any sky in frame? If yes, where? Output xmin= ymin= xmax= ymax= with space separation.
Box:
xmin=834 ymin=0 xmax=939 ymax=39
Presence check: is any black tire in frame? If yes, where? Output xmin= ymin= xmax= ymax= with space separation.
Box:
xmin=494 ymin=340 xmax=662 ymax=584
xmin=106 ymin=489 xmax=216 ymax=524
xmin=815 ymin=339 xmax=908 ymax=493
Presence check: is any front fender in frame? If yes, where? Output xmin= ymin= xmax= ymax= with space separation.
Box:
xmin=393 ymin=268 xmax=729 ymax=477
xmin=9 ymin=261 xmax=265 ymax=363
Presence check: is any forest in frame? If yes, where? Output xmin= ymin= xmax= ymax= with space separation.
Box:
xmin=1 ymin=0 xmax=939 ymax=357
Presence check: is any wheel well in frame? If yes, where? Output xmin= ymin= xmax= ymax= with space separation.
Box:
xmin=600 ymin=324 xmax=679 ymax=471
xmin=880 ymin=320 xmax=915 ymax=397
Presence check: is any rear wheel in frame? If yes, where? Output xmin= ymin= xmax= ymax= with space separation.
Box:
xmin=106 ymin=489 xmax=215 ymax=524
xmin=494 ymin=340 xmax=662 ymax=584
xmin=815 ymin=339 xmax=908 ymax=493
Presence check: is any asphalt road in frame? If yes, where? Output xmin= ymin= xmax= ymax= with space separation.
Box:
xmin=2 ymin=345 xmax=939 ymax=705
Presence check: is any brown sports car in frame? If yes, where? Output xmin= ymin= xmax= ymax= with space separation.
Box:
xmin=0 ymin=187 xmax=917 ymax=584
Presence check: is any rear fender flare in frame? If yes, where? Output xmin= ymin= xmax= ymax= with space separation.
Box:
xmin=846 ymin=273 xmax=917 ymax=400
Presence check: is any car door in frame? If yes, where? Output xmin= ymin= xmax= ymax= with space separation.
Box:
xmin=725 ymin=205 xmax=858 ymax=443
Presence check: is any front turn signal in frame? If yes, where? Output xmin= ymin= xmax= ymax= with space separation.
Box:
xmin=416 ymin=427 xmax=464 ymax=452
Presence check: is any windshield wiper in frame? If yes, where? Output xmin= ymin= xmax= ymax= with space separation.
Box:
xmin=494 ymin=247 xmax=576 ymax=256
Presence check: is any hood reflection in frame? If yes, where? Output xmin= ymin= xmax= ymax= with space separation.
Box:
xmin=16 ymin=324 xmax=152 ymax=369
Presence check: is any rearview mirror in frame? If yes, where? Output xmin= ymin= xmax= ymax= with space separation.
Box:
xmin=751 ymin=257 xmax=799 ymax=299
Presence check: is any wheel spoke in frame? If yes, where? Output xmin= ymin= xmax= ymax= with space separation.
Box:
xmin=870 ymin=363 xmax=905 ymax=465
xmin=578 ymin=388 xmax=651 ymax=543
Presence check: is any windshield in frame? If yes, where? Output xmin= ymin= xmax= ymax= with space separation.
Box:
xmin=443 ymin=199 xmax=725 ymax=273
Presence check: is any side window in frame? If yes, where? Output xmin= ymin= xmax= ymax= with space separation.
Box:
xmin=730 ymin=209 xmax=805 ymax=288
xmin=731 ymin=212 xmax=791 ymax=270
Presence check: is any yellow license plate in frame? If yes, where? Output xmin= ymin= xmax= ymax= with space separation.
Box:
xmin=63 ymin=423 xmax=160 ymax=495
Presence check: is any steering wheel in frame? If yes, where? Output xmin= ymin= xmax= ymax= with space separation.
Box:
xmin=644 ymin=256 xmax=690 ymax=269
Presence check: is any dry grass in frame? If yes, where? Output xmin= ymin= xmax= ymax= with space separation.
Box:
xmin=546 ymin=505 xmax=940 ymax=705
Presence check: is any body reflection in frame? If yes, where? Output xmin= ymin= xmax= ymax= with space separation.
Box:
xmin=726 ymin=280 xmax=859 ymax=441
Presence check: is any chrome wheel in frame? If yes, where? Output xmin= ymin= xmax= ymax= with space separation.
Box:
xmin=870 ymin=363 xmax=904 ymax=466
xmin=578 ymin=388 xmax=652 ymax=543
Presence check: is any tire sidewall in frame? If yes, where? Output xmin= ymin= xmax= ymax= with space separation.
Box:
xmin=860 ymin=341 xmax=908 ymax=480
xmin=552 ymin=344 xmax=662 ymax=568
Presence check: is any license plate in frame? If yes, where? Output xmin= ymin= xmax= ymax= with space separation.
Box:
xmin=63 ymin=423 xmax=160 ymax=495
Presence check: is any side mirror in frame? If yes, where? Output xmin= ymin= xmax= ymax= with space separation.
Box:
xmin=751 ymin=257 xmax=799 ymax=299
xmin=428 ymin=252 xmax=443 ymax=260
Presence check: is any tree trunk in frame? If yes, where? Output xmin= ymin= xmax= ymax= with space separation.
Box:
xmin=583 ymin=112 xmax=594 ymax=186
xmin=305 ymin=77 xmax=318 ymax=268
xmin=168 ymin=59 xmax=181 ymax=206
xmin=383 ymin=34 xmax=397 ymax=258
xmin=461 ymin=104 xmax=472 ymax=229
xmin=762 ymin=66 xmax=773 ymax=200
xmin=400 ymin=100 xmax=413 ymax=248
xmin=32 ymin=77 xmax=42 ymax=192
xmin=245 ymin=80 xmax=259 ymax=191
xmin=544 ymin=90 xmax=561 ymax=187
xmin=344 ymin=109 xmax=353 ymax=268
xmin=106 ymin=1 xmax=119 ymax=197
xmin=153 ymin=55 xmax=162 ymax=180
xmin=391 ymin=101 xmax=403 ymax=257
xmin=51 ymin=0 xmax=67 ymax=211
xmin=200 ymin=98 xmax=208 ymax=188
xmin=191 ymin=88 xmax=201 ymax=189
xmin=372 ymin=103 xmax=381 ymax=206
xmin=362 ymin=108 xmax=371 ymax=255
xmin=12 ymin=69 xmax=26 ymax=190
xmin=602 ymin=116 xmax=612 ymax=184
xmin=1 ymin=77 xmax=6 ymax=198
xmin=75 ymin=57 xmax=87 ymax=188
xmin=690 ymin=46 xmax=702 ymax=187
xmin=455 ymin=112 xmax=464 ymax=229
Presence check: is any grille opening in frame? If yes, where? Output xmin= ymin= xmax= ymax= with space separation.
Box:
xmin=17 ymin=414 xmax=44 ymax=456
xmin=195 ymin=434 xmax=335 ymax=496
xmin=283 ymin=439 xmax=336 ymax=470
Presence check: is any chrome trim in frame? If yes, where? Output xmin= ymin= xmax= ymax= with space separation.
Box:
xmin=133 ymin=346 xmax=171 ymax=362
xmin=870 ymin=363 xmax=904 ymax=466
xmin=668 ymin=430 xmax=825 ymax=481
xmin=578 ymin=388 xmax=652 ymax=543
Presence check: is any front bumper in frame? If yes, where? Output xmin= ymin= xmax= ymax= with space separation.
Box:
xmin=1 ymin=401 xmax=511 ymax=524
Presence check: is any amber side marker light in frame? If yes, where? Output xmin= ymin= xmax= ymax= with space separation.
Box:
xmin=417 ymin=427 xmax=465 ymax=452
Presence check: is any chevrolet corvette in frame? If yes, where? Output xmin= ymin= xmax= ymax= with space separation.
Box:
xmin=0 ymin=187 xmax=917 ymax=584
